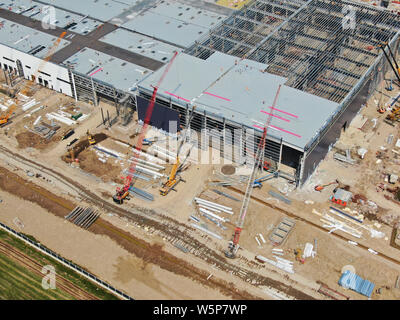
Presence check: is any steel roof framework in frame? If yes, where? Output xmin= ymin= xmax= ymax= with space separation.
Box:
xmin=187 ymin=0 xmax=400 ymax=103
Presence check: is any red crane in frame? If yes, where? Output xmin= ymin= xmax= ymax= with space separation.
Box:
xmin=113 ymin=51 xmax=179 ymax=204
xmin=225 ymin=84 xmax=282 ymax=258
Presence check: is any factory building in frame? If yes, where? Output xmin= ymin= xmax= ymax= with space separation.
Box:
xmin=0 ymin=0 xmax=399 ymax=186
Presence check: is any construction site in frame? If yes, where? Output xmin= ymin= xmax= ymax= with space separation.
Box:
xmin=1 ymin=0 xmax=400 ymax=301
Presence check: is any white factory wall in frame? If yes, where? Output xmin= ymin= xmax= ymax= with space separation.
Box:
xmin=0 ymin=43 xmax=73 ymax=97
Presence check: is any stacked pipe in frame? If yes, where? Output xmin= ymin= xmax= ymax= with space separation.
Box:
xmin=193 ymin=197 xmax=234 ymax=231
xmin=65 ymin=206 xmax=100 ymax=229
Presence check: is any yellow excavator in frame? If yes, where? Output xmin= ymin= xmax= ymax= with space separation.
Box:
xmin=159 ymin=106 xmax=196 ymax=196
xmin=0 ymin=104 xmax=16 ymax=127
xmin=87 ymin=130 xmax=96 ymax=145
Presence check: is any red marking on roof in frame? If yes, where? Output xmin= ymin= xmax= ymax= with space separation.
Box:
xmin=253 ymin=124 xmax=301 ymax=138
xmin=261 ymin=110 xmax=290 ymax=122
xmin=89 ymin=67 xmax=103 ymax=77
xmin=164 ymin=91 xmax=190 ymax=102
xmin=204 ymin=91 xmax=231 ymax=102
xmin=268 ymin=106 xmax=298 ymax=119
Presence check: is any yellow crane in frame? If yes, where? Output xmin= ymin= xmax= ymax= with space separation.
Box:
xmin=1 ymin=32 xmax=67 ymax=127
xmin=159 ymin=106 xmax=196 ymax=196
xmin=0 ymin=104 xmax=16 ymax=127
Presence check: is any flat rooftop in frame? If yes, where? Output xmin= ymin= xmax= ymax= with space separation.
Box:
xmin=0 ymin=0 xmax=103 ymax=35
xmin=138 ymin=53 xmax=339 ymax=150
xmin=33 ymin=0 xmax=136 ymax=22
xmin=121 ymin=0 xmax=226 ymax=48
xmin=62 ymin=47 xmax=152 ymax=92
xmin=99 ymin=28 xmax=182 ymax=63
xmin=0 ymin=18 xmax=70 ymax=58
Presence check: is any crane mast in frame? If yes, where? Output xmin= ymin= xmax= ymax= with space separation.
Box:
xmin=113 ymin=51 xmax=178 ymax=204
xmin=225 ymin=85 xmax=282 ymax=258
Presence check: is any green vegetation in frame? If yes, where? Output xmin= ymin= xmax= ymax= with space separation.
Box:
xmin=0 ymin=229 xmax=119 ymax=300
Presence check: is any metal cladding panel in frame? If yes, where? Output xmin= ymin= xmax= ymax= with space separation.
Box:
xmin=300 ymin=77 xmax=372 ymax=186
xmin=136 ymin=95 xmax=180 ymax=133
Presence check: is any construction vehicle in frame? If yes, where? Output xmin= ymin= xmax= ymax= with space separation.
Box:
xmin=0 ymin=104 xmax=16 ymax=127
xmin=113 ymin=51 xmax=179 ymax=204
xmin=87 ymin=130 xmax=96 ymax=145
xmin=160 ymin=106 xmax=196 ymax=196
xmin=225 ymin=85 xmax=282 ymax=259
xmin=1 ymin=32 xmax=66 ymax=128
xmin=294 ymin=248 xmax=305 ymax=264
xmin=314 ymin=179 xmax=339 ymax=192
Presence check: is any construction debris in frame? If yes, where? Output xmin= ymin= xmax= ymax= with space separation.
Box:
xmin=269 ymin=217 xmax=295 ymax=245
xmin=191 ymin=223 xmax=222 ymax=240
xmin=268 ymin=190 xmax=292 ymax=205
xmin=255 ymin=255 xmax=294 ymax=274
xmin=211 ymin=189 xmax=240 ymax=201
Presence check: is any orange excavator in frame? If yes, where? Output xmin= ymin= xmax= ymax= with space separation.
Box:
xmin=0 ymin=104 xmax=16 ymax=127
xmin=314 ymin=179 xmax=339 ymax=192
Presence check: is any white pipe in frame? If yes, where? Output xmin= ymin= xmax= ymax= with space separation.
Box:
xmin=135 ymin=165 xmax=164 ymax=177
xmin=199 ymin=208 xmax=227 ymax=222
xmin=198 ymin=204 xmax=222 ymax=213
xmin=194 ymin=198 xmax=233 ymax=211
xmin=255 ymin=236 xmax=261 ymax=246
xmin=132 ymin=148 xmax=165 ymax=164
xmin=33 ymin=115 xmax=41 ymax=126
xmin=134 ymin=157 xmax=164 ymax=170
xmin=128 ymin=159 xmax=161 ymax=172
xmin=272 ymin=248 xmax=283 ymax=252
xmin=46 ymin=113 xmax=76 ymax=125
xmin=194 ymin=200 xmax=233 ymax=215
xmin=153 ymin=145 xmax=177 ymax=157
xmin=150 ymin=149 xmax=175 ymax=161
xmin=259 ymin=234 xmax=266 ymax=244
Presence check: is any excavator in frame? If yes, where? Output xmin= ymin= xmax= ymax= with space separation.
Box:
xmin=314 ymin=179 xmax=339 ymax=192
xmin=0 ymin=104 xmax=16 ymax=127
xmin=87 ymin=130 xmax=96 ymax=145
xmin=159 ymin=106 xmax=196 ymax=196
xmin=294 ymin=248 xmax=305 ymax=264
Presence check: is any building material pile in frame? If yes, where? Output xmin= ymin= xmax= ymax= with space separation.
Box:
xmin=65 ymin=206 xmax=100 ymax=229
xmin=193 ymin=197 xmax=233 ymax=231
xmin=269 ymin=217 xmax=295 ymax=245
xmin=21 ymin=99 xmax=39 ymax=111
xmin=255 ymin=255 xmax=294 ymax=274
xmin=32 ymin=121 xmax=60 ymax=140
xmin=338 ymin=270 xmax=375 ymax=298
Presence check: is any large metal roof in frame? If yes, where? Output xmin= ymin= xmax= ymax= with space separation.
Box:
xmin=62 ymin=47 xmax=151 ymax=92
xmin=138 ymin=53 xmax=339 ymax=150
xmin=0 ymin=0 xmax=103 ymax=35
xmin=99 ymin=28 xmax=182 ymax=63
xmin=0 ymin=18 xmax=70 ymax=58
xmin=34 ymin=0 xmax=136 ymax=21
xmin=121 ymin=0 xmax=226 ymax=48
xmin=187 ymin=0 xmax=400 ymax=103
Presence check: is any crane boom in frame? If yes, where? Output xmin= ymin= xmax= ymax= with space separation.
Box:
xmin=113 ymin=51 xmax=179 ymax=204
xmin=225 ymin=85 xmax=282 ymax=258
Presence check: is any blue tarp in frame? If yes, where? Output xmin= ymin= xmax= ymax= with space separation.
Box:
xmin=338 ymin=270 xmax=375 ymax=298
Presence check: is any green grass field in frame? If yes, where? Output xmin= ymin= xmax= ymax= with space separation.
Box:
xmin=0 ymin=229 xmax=119 ymax=300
